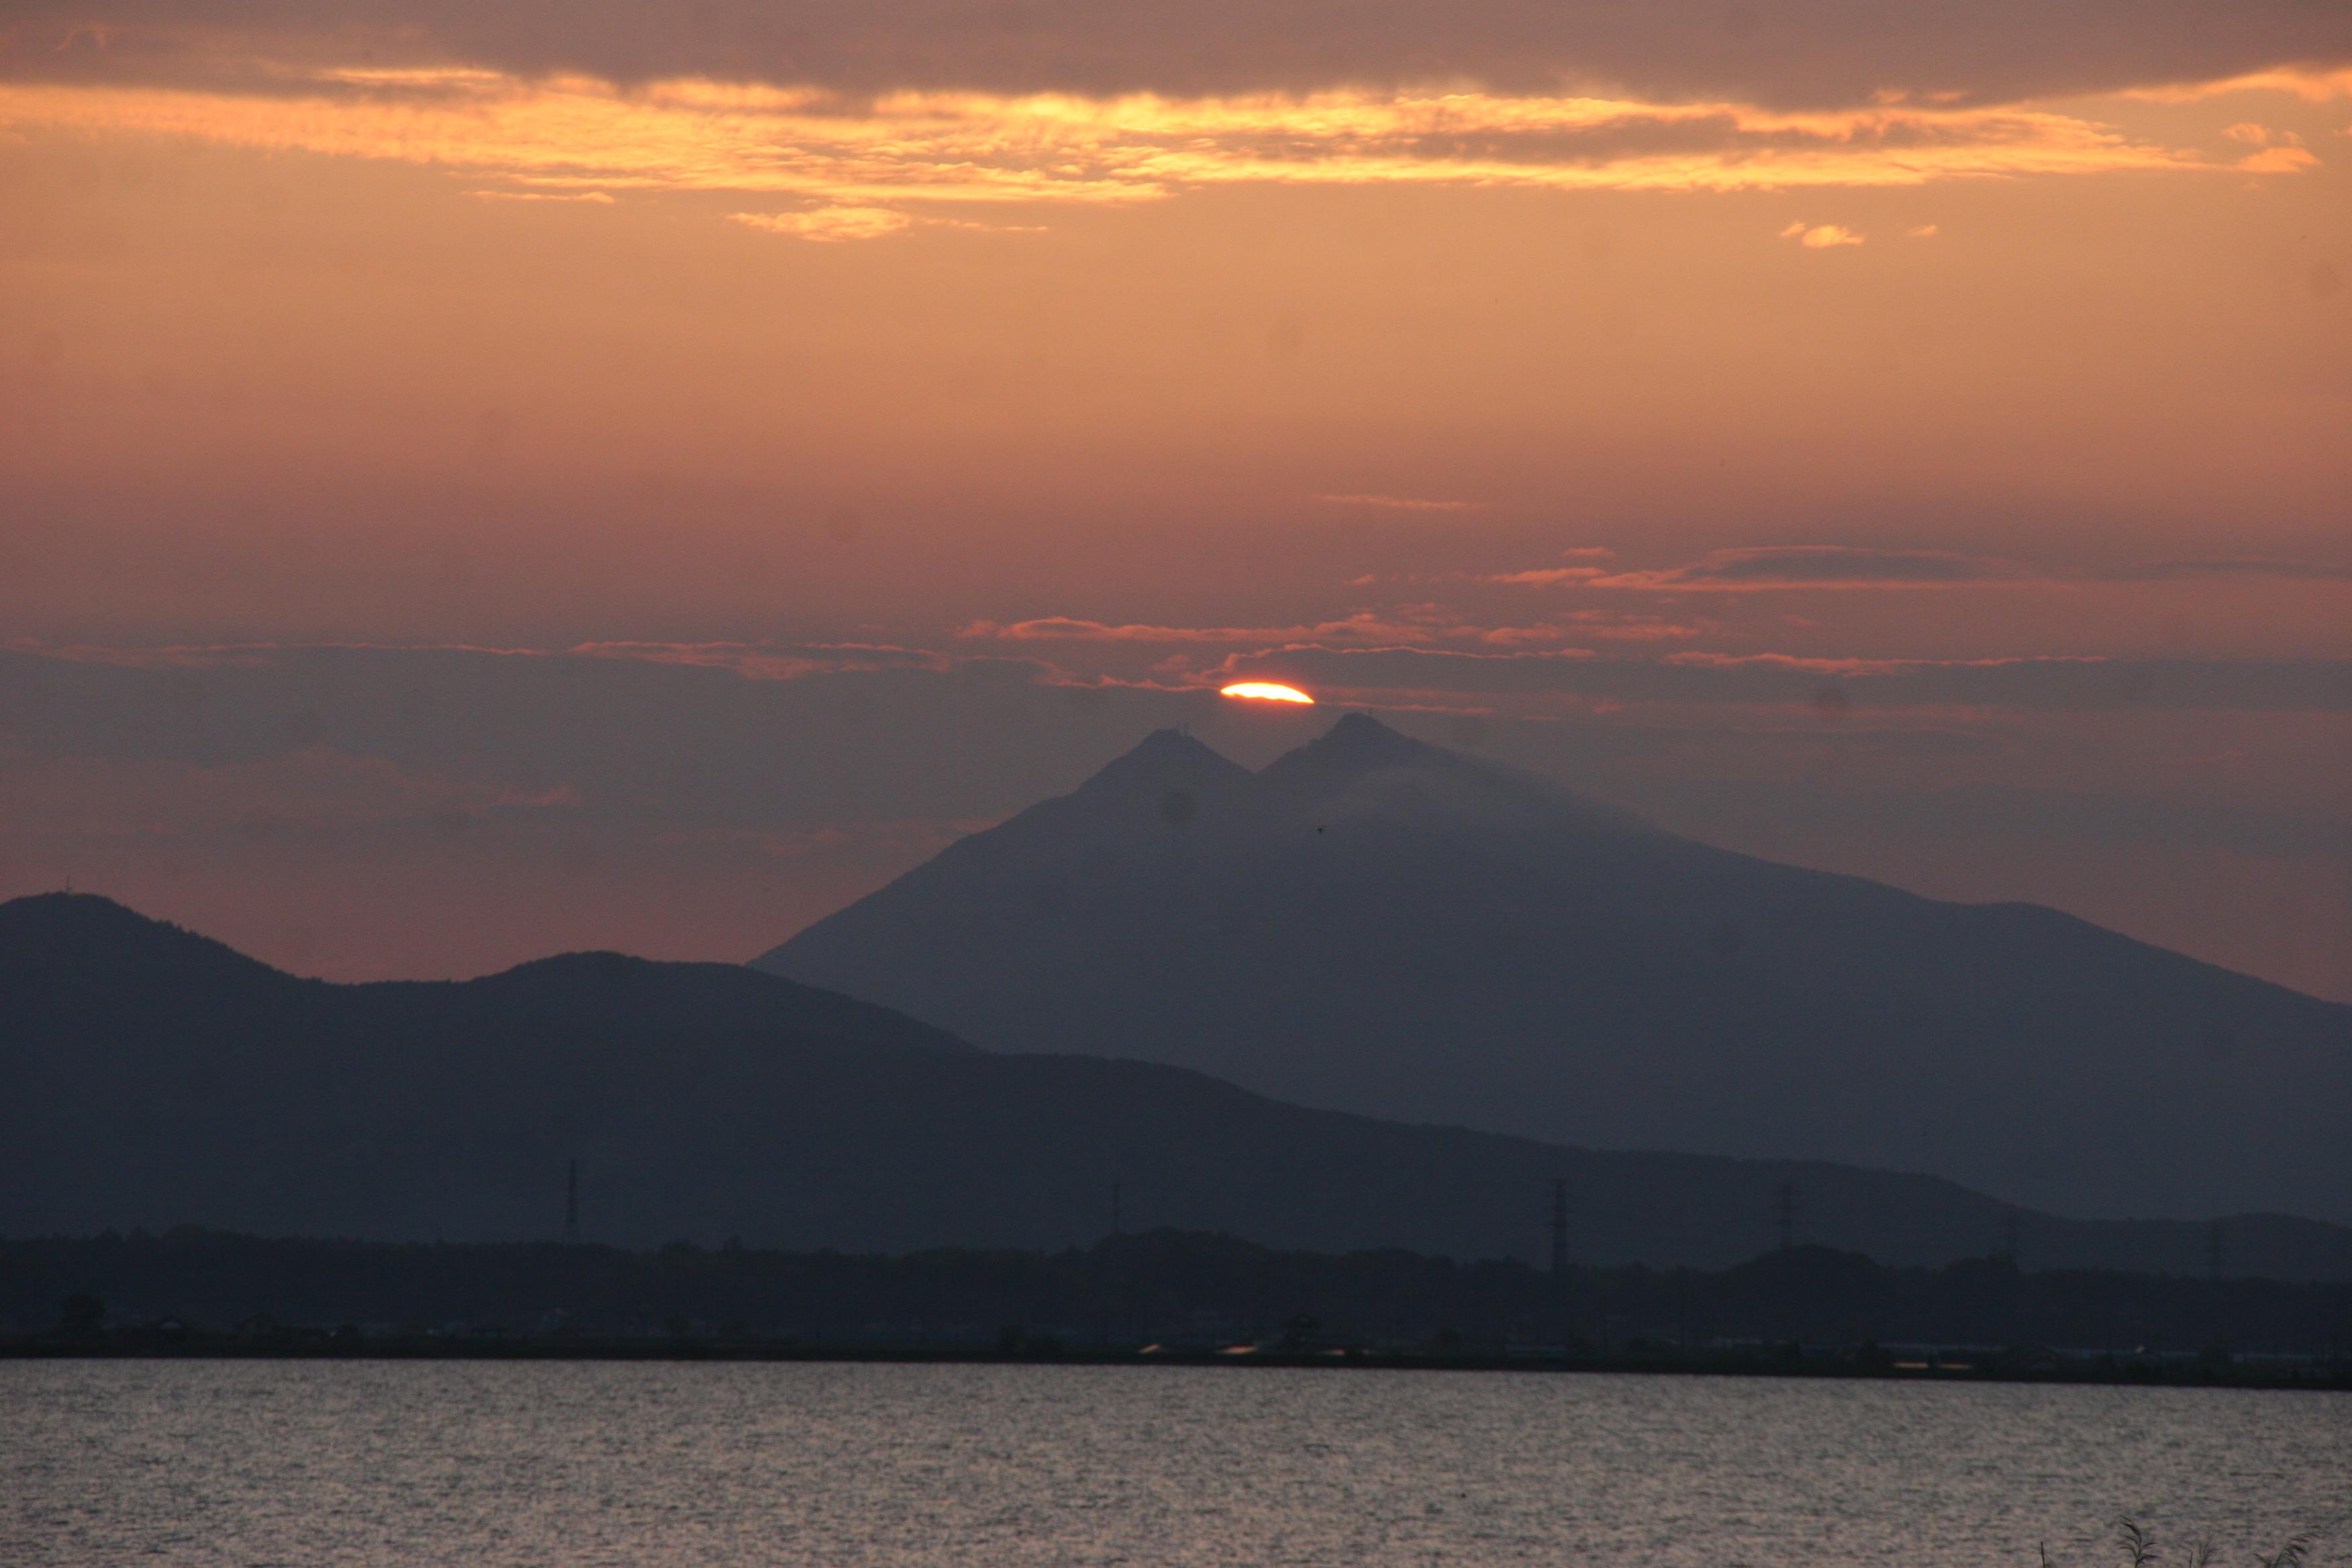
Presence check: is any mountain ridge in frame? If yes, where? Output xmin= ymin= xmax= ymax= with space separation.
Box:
xmin=9 ymin=891 xmax=2349 ymax=1276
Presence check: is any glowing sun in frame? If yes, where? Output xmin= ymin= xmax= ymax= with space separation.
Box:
xmin=1220 ymin=682 xmax=1315 ymax=704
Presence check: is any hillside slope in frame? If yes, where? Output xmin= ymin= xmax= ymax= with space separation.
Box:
xmin=9 ymin=894 xmax=2347 ymax=1274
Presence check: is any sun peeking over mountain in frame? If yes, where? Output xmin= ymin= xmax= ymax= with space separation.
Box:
xmin=1221 ymin=682 xmax=1316 ymax=703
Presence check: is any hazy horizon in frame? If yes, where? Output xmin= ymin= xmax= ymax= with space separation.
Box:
xmin=1 ymin=652 xmax=2344 ymax=1003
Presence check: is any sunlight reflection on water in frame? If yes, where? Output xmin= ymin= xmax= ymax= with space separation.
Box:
xmin=5 ymin=1363 xmax=2347 ymax=1567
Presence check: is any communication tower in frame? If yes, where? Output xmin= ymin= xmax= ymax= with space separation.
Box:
xmin=1549 ymin=1178 xmax=1570 ymax=1277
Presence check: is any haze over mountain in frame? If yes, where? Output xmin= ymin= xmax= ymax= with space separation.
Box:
xmin=10 ymin=892 xmax=2349 ymax=1277
xmin=760 ymin=716 xmax=2352 ymax=1226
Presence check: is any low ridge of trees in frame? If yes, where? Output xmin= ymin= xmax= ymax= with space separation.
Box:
xmin=5 ymin=1228 xmax=2347 ymax=1369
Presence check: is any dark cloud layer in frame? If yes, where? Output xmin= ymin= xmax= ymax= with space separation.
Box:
xmin=1598 ymin=545 xmax=2037 ymax=589
xmin=0 ymin=646 xmax=1199 ymax=829
xmin=1224 ymin=646 xmax=2352 ymax=712
xmin=7 ymin=0 xmax=2350 ymax=106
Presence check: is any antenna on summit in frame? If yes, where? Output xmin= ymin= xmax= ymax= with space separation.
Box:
xmin=563 ymin=1159 xmax=581 ymax=1244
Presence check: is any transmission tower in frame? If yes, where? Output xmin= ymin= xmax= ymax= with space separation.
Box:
xmin=1775 ymin=1181 xmax=1800 ymax=1252
xmin=563 ymin=1159 xmax=581 ymax=1244
xmin=1549 ymin=1178 xmax=1570 ymax=1277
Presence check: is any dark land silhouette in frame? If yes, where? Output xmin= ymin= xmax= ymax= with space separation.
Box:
xmin=761 ymin=715 xmax=2352 ymax=1224
xmin=7 ymin=1229 xmax=2349 ymax=1375
xmin=7 ymin=893 xmax=2351 ymax=1278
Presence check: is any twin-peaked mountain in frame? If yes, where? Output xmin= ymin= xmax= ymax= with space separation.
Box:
xmin=760 ymin=714 xmax=2352 ymax=1226
xmin=11 ymin=891 xmax=2351 ymax=1277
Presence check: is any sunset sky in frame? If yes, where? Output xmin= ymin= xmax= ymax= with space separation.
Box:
xmin=2 ymin=0 xmax=2347 ymax=998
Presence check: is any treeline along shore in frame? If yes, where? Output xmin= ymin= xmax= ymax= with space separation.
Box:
xmin=5 ymin=1228 xmax=2349 ymax=1387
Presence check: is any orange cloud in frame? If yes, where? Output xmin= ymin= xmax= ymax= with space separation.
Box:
xmin=0 ymin=66 xmax=2256 ymax=219
xmin=732 ymin=205 xmax=912 ymax=242
xmin=1483 ymin=567 xmax=1611 ymax=586
xmin=732 ymin=204 xmax=1046 ymax=240
xmin=468 ymin=187 xmax=616 ymax=203
xmin=1781 ymin=222 xmax=1865 ymax=247
xmin=2235 ymin=144 xmax=2320 ymax=172
xmin=2129 ymin=68 xmax=2352 ymax=104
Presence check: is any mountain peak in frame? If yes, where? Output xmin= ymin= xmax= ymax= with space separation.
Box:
xmin=1264 ymin=711 xmax=1430 ymax=778
xmin=1130 ymin=727 xmax=1228 ymax=765
xmin=0 ymin=891 xmax=289 ymax=992
xmin=1072 ymin=727 xmax=1252 ymax=800
xmin=1323 ymin=709 xmax=1416 ymax=750
xmin=1 ymin=891 xmax=224 ymax=954
xmin=3 ymin=889 xmax=157 ymax=927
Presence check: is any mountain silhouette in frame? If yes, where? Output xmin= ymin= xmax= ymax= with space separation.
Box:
xmin=758 ymin=716 xmax=2352 ymax=1224
xmin=9 ymin=893 xmax=2348 ymax=1275
xmin=1 ymin=891 xmax=979 ymax=1052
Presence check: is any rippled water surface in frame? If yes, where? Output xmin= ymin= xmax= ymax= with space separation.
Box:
xmin=5 ymin=1362 xmax=2347 ymax=1566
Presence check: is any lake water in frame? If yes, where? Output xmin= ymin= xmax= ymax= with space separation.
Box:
xmin=5 ymin=1363 xmax=2347 ymax=1566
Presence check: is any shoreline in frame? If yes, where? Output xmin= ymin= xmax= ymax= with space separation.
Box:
xmin=8 ymin=1337 xmax=2347 ymax=1391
